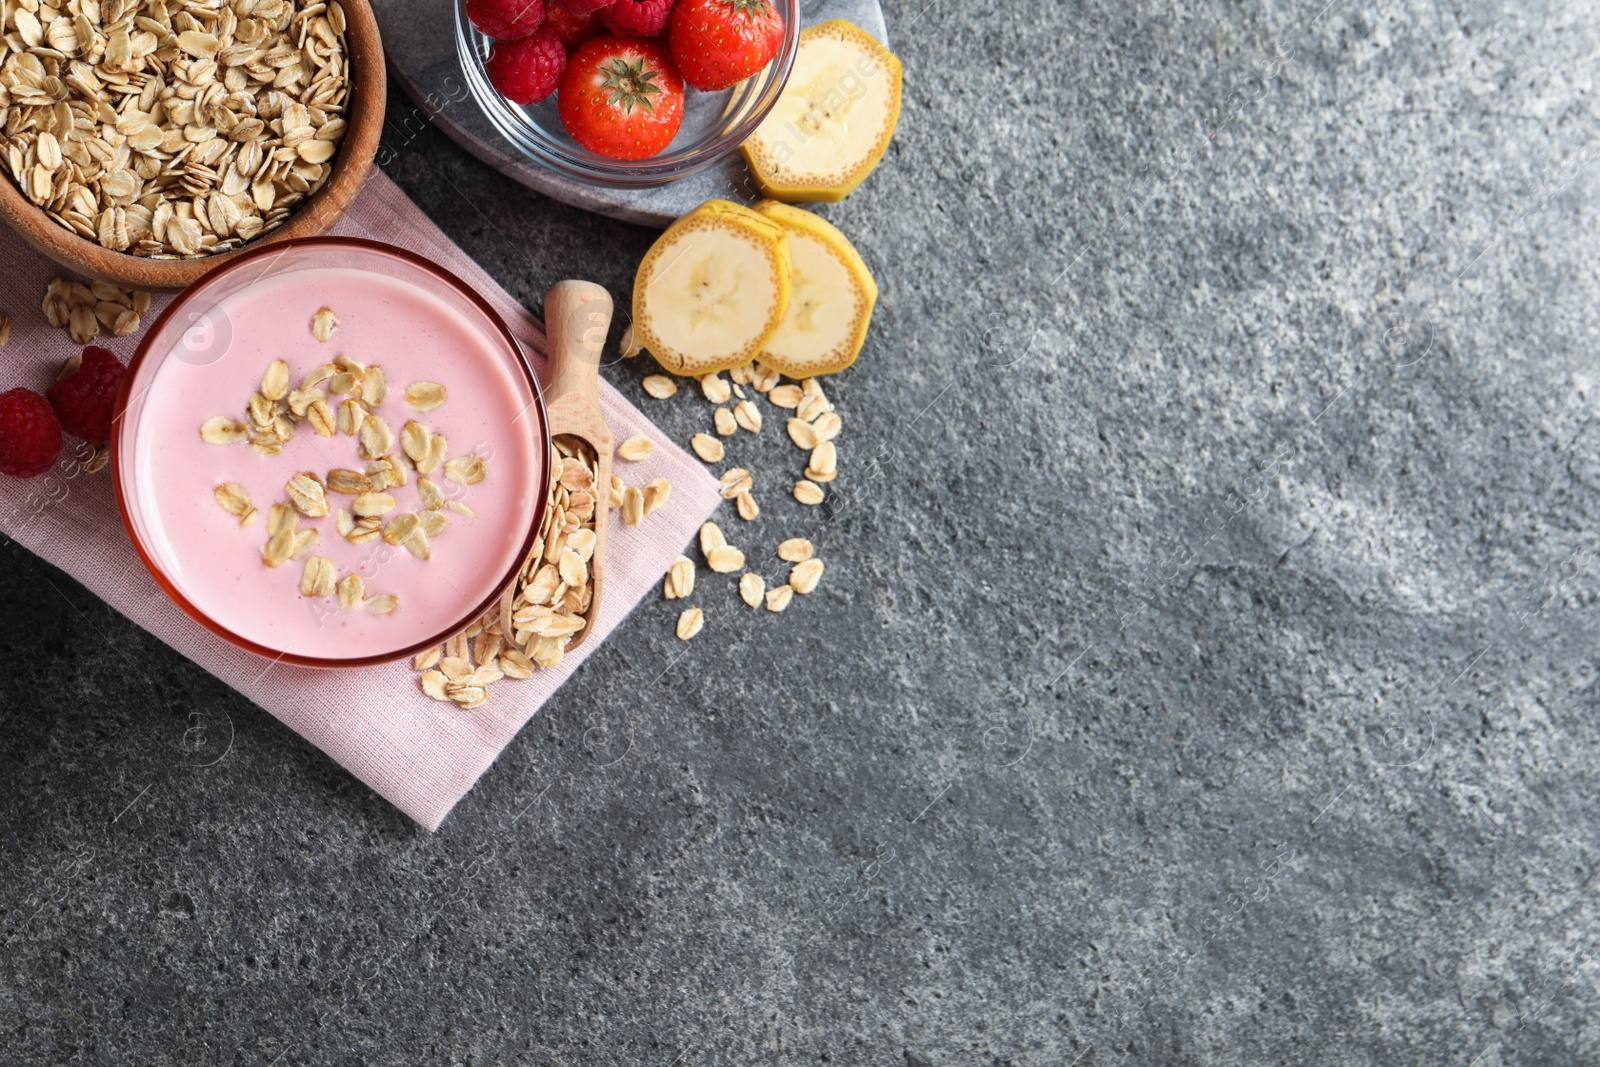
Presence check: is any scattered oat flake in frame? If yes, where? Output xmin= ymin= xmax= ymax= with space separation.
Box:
xmin=707 ymin=545 xmax=745 ymax=573
xmin=421 ymin=434 xmax=449 ymax=475
xmin=700 ymin=521 xmax=727 ymax=555
xmin=765 ymin=584 xmax=794 ymax=612
xmin=285 ymin=472 xmax=330 ymax=517
xmin=739 ymin=572 xmax=765 ymax=608
xmin=405 ymin=381 xmax=447 ymax=411
xmin=665 ymin=555 xmax=695 ymax=600
xmin=400 ymin=420 xmax=432 ymax=465
xmin=768 ymin=384 xmax=802 ymax=408
xmin=405 ymin=526 xmax=433 ymax=560
xmin=794 ymin=480 xmax=825 ymax=505
xmin=777 ymin=538 xmax=814 ymax=562
xmin=719 ymin=468 xmax=753 ymax=499
xmin=383 ymin=512 xmax=421 ymax=546
xmin=262 ymin=529 xmax=294 ymax=569
xmin=786 ymin=418 xmax=819 ymax=449
xmin=421 ymin=670 xmax=450 ymax=701
xmin=700 ymin=374 xmax=731 ymax=404
xmin=642 ymin=375 xmax=678 ymax=399
xmin=735 ymin=490 xmax=759 ymax=522
xmin=291 ymin=528 xmax=319 ymax=560
xmin=328 ymin=469 xmax=372 ymax=495
xmin=214 ymin=482 xmax=251 ymax=518
xmin=77 ymin=442 xmax=110 ymax=475
xmin=714 ymin=407 xmax=737 ymax=436
xmin=790 ymin=558 xmax=825 ymax=594
xmin=676 ymin=607 xmax=705 ymax=641
xmin=642 ymin=477 xmax=672 ymax=516
xmin=200 ymin=416 xmax=248 ymax=445
xmin=267 ymin=503 xmax=298 ymax=535
xmin=307 ymin=400 xmax=337 ymax=437
xmin=617 ymin=436 xmax=654 ymax=462
xmin=418 ymin=478 xmax=445 ymax=510
xmin=812 ymin=411 xmax=842 ymax=443
xmin=353 ymin=491 xmax=397 ymax=517
xmin=358 ymin=415 xmax=393 ymax=460
xmin=691 ymin=433 xmax=725 ymax=463
xmin=336 ymin=573 xmax=365 ymax=608
xmin=444 ymin=454 xmax=486 ymax=485
xmin=361 ymin=366 xmax=387 ymax=407
xmin=622 ymin=485 xmax=645 ymax=526
xmin=500 ymin=650 xmax=536 ymax=679
xmin=733 ymin=400 xmax=762 ymax=433
xmin=751 ymin=363 xmax=781 ymax=391
xmin=807 ymin=440 xmax=838 ymax=482
xmin=299 ymin=556 xmax=336 ymax=598
xmin=311 ymin=307 xmax=339 ymax=342
xmin=260 ymin=360 xmax=290 ymax=401
xmin=415 ymin=646 xmax=443 ymax=671
xmin=365 ymin=593 xmax=400 ymax=615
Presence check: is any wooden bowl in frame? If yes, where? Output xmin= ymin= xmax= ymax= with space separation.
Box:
xmin=0 ymin=0 xmax=385 ymax=293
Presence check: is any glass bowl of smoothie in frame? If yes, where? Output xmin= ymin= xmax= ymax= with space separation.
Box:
xmin=113 ymin=237 xmax=549 ymax=668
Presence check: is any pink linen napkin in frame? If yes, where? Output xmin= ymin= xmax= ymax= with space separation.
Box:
xmin=0 ymin=170 xmax=721 ymax=829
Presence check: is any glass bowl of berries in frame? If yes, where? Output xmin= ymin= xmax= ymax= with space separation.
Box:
xmin=456 ymin=0 xmax=800 ymax=185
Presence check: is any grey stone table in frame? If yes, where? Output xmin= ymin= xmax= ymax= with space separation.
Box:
xmin=4 ymin=1 xmax=1599 ymax=1063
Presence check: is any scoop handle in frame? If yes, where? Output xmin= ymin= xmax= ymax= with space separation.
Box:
xmin=543 ymin=280 xmax=613 ymax=416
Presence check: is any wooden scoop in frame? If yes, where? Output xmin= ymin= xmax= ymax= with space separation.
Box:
xmin=500 ymin=280 xmax=615 ymax=651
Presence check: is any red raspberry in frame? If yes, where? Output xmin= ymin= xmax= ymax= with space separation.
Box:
xmin=465 ymin=0 xmax=545 ymax=40
xmin=602 ymin=0 xmax=672 ymax=37
xmin=544 ymin=0 xmax=604 ymax=49
xmin=47 ymin=346 xmax=126 ymax=444
xmin=0 ymin=389 xmax=64 ymax=479
xmin=487 ymin=27 xmax=567 ymax=103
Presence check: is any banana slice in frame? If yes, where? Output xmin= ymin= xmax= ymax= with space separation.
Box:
xmin=741 ymin=20 xmax=903 ymax=203
xmin=632 ymin=199 xmax=792 ymax=376
xmin=753 ymin=201 xmax=877 ymax=377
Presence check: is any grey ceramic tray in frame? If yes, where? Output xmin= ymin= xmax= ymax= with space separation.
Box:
xmin=379 ymin=0 xmax=890 ymax=228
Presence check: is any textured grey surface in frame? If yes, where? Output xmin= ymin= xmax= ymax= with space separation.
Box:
xmin=5 ymin=0 xmax=1600 ymax=1063
xmin=380 ymin=0 xmax=888 ymax=226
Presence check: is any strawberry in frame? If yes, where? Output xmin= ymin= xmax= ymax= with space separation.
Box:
xmin=668 ymin=0 xmax=783 ymax=92
xmin=558 ymin=36 xmax=684 ymax=159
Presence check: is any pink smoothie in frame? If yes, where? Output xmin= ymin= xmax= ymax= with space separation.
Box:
xmin=128 ymin=267 xmax=543 ymax=661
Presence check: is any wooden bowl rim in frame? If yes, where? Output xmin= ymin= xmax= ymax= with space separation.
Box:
xmin=0 ymin=0 xmax=386 ymax=292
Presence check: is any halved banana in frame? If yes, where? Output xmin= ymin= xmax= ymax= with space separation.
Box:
xmin=753 ymin=201 xmax=877 ymax=377
xmin=632 ymin=199 xmax=792 ymax=376
xmin=741 ymin=20 xmax=903 ymax=203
